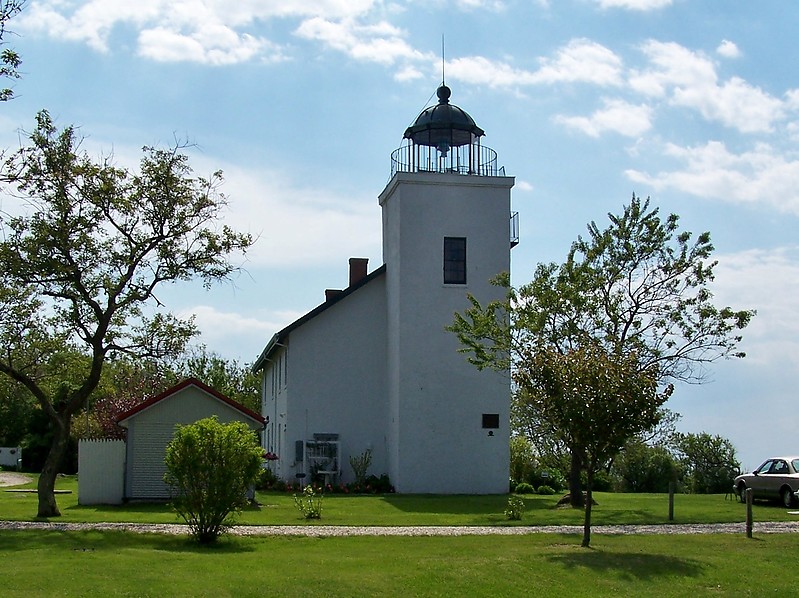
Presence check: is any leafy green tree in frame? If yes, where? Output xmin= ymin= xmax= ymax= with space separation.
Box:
xmin=516 ymin=342 xmax=671 ymax=547
xmin=164 ymin=416 xmax=263 ymax=544
xmin=0 ymin=373 xmax=35 ymax=447
xmin=611 ymin=439 xmax=679 ymax=493
xmin=176 ymin=347 xmax=260 ymax=413
xmin=0 ymin=111 xmax=253 ymax=516
xmin=509 ymin=435 xmax=536 ymax=486
xmin=0 ymin=1 xmax=24 ymax=101
xmin=673 ymin=432 xmax=740 ymax=494
xmin=451 ymin=196 xmax=754 ymax=506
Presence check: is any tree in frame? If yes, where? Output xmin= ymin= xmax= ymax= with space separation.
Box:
xmin=0 ymin=1 xmax=25 ymax=101
xmin=0 ymin=372 xmax=35 ymax=447
xmin=451 ymin=195 xmax=755 ymax=507
xmin=0 ymin=111 xmax=253 ymax=516
xmin=164 ymin=416 xmax=263 ymax=544
xmin=611 ymin=439 xmax=679 ymax=493
xmin=176 ymin=347 xmax=260 ymax=414
xmin=72 ymin=355 xmax=176 ymax=441
xmin=516 ymin=342 xmax=671 ymax=547
xmin=673 ymin=432 xmax=740 ymax=494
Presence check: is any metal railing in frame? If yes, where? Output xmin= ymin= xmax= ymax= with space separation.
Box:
xmin=390 ymin=142 xmax=501 ymax=178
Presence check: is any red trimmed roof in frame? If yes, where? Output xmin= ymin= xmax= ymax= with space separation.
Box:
xmin=116 ymin=377 xmax=265 ymax=427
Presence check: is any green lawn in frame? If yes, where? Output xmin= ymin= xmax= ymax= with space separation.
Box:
xmin=3 ymin=475 xmax=798 ymax=596
xmin=1 ymin=529 xmax=795 ymax=597
xmin=3 ymin=474 xmax=799 ymax=527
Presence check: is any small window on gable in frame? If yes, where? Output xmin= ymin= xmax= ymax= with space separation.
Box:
xmin=444 ymin=237 xmax=467 ymax=284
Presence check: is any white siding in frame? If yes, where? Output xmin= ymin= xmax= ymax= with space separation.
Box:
xmin=78 ymin=439 xmax=125 ymax=505
xmin=124 ymin=385 xmax=262 ymax=500
xmin=379 ymin=172 xmax=512 ymax=494
xmin=282 ymin=275 xmax=388 ymax=485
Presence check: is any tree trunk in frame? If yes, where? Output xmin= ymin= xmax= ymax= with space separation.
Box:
xmin=569 ymin=451 xmax=584 ymax=508
xmin=582 ymin=470 xmax=594 ymax=548
xmin=37 ymin=413 xmax=70 ymax=518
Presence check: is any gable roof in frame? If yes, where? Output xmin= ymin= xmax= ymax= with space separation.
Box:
xmin=116 ymin=377 xmax=265 ymax=428
xmin=252 ymin=264 xmax=386 ymax=372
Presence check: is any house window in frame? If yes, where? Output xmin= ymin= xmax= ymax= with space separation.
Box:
xmin=482 ymin=413 xmax=499 ymax=429
xmin=444 ymin=237 xmax=467 ymax=284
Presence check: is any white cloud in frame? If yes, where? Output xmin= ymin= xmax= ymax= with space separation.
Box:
xmin=294 ymin=17 xmax=432 ymax=66
xmin=712 ymin=247 xmax=799 ymax=367
xmin=630 ymin=40 xmax=784 ymax=133
xmin=137 ymin=26 xmax=272 ymax=65
xmin=625 ymin=141 xmax=799 ymax=214
xmin=555 ymin=98 xmax=653 ymax=137
xmin=179 ymin=304 xmax=293 ymax=362
xmin=717 ymin=39 xmax=741 ymax=59
xmin=594 ymin=0 xmax=673 ymax=9
xmin=446 ymin=39 xmax=623 ymax=89
xmin=516 ymin=180 xmax=534 ymax=192
xmin=198 ymin=160 xmax=383 ymax=269
xmin=532 ymin=38 xmax=624 ymax=86
xmin=394 ymin=65 xmax=425 ymax=82
xmin=18 ymin=0 xmax=377 ymax=63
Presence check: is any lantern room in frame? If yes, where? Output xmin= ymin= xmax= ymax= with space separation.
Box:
xmin=390 ymin=84 xmax=502 ymax=178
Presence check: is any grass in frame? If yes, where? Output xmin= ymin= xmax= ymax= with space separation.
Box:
xmin=3 ymin=474 xmax=799 ymax=527
xmin=1 ymin=529 xmax=796 ymax=597
xmin=4 ymin=476 xmax=798 ymax=596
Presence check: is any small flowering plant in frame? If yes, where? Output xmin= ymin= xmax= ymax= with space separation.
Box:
xmin=293 ymin=485 xmax=324 ymax=519
xmin=505 ymin=495 xmax=525 ymax=521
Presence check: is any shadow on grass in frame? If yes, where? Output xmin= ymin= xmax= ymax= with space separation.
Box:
xmin=547 ymin=550 xmax=705 ymax=580
xmin=0 ymin=528 xmax=257 ymax=553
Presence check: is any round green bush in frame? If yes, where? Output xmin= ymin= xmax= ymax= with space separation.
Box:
xmin=514 ymin=482 xmax=536 ymax=494
xmin=536 ymin=484 xmax=556 ymax=495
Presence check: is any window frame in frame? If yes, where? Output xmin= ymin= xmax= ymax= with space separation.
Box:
xmin=443 ymin=236 xmax=467 ymax=285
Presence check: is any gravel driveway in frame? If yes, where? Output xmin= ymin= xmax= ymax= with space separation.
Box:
xmin=2 ymin=520 xmax=799 ymax=537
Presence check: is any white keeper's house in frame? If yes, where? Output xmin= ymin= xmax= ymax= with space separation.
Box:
xmin=253 ymin=84 xmax=518 ymax=494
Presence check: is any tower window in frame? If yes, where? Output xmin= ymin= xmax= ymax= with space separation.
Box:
xmin=443 ymin=237 xmax=467 ymax=284
xmin=482 ymin=413 xmax=499 ymax=429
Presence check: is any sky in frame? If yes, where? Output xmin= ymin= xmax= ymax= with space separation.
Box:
xmin=1 ymin=0 xmax=797 ymax=470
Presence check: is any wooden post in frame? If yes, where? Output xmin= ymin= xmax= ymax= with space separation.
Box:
xmin=745 ymin=487 xmax=753 ymax=538
xmin=668 ymin=481 xmax=675 ymax=521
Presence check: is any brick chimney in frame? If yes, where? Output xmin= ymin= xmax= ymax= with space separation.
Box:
xmin=349 ymin=258 xmax=369 ymax=287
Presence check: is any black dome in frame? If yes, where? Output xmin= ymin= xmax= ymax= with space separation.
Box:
xmin=403 ymin=85 xmax=484 ymax=151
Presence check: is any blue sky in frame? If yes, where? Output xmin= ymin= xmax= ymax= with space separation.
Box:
xmin=2 ymin=0 xmax=797 ymax=470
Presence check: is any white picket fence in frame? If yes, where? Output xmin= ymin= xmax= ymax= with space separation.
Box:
xmin=78 ymin=439 xmax=126 ymax=505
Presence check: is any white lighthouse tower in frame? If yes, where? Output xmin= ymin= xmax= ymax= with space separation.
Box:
xmin=379 ymin=84 xmax=516 ymax=494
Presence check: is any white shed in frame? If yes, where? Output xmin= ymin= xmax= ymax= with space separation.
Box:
xmin=116 ymin=378 xmax=265 ymax=500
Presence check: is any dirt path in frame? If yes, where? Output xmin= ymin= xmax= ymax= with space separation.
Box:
xmin=0 ymin=471 xmax=31 ymax=487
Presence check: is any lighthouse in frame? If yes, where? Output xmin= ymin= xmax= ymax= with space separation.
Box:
xmin=379 ymin=83 xmax=515 ymax=493
xmin=254 ymin=84 xmax=516 ymax=494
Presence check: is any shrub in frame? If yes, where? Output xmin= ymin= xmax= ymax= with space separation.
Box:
xmin=536 ymin=484 xmax=556 ymax=495
xmin=293 ymin=485 xmax=324 ymax=519
xmin=255 ymin=467 xmax=278 ymax=491
xmin=364 ymin=474 xmax=394 ymax=494
xmin=505 ymin=495 xmax=525 ymax=520
xmin=526 ymin=468 xmax=566 ymax=492
xmin=349 ymin=448 xmax=372 ymax=485
xmin=509 ymin=436 xmax=536 ymax=484
xmin=163 ymin=416 xmax=263 ymax=544
xmin=612 ymin=440 xmax=679 ymax=493
xmin=513 ymin=482 xmax=536 ymax=494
